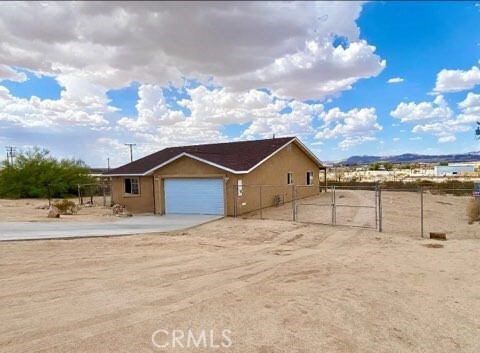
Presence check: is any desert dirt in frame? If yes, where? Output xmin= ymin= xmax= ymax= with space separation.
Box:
xmin=0 ymin=196 xmax=117 ymax=222
xmin=0 ymin=213 xmax=479 ymax=352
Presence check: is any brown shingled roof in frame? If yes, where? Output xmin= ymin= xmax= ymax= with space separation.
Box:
xmin=104 ymin=137 xmax=321 ymax=175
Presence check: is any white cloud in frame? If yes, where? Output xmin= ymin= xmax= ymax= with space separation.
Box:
xmin=120 ymin=84 xmax=285 ymax=151
xmin=181 ymin=86 xmax=286 ymax=125
xmin=315 ymin=107 xmax=382 ymax=150
xmin=456 ymin=92 xmax=480 ymax=128
xmin=408 ymin=137 xmax=422 ymax=141
xmin=241 ymin=100 xmax=324 ymax=139
xmin=0 ymin=65 xmax=27 ymax=82
xmin=117 ymin=83 xmax=324 ymax=144
xmin=0 ymin=85 xmax=111 ymax=128
xmin=390 ymin=95 xmax=453 ymax=123
xmin=392 ymin=137 xmax=400 ymax=141
xmin=433 ymin=66 xmax=480 ymax=93
xmin=0 ymin=2 xmax=385 ymax=100
xmin=410 ymin=119 xmax=469 ymax=144
xmin=387 ymin=77 xmax=404 ymax=84
xmin=458 ymin=92 xmax=480 ymax=114
xmin=118 ymin=84 xmax=184 ymax=131
xmin=227 ymin=39 xmax=386 ymax=100
xmin=438 ymin=135 xmax=456 ymax=143
xmin=338 ymin=136 xmax=376 ymax=150
xmin=391 ymin=94 xmax=480 ymax=143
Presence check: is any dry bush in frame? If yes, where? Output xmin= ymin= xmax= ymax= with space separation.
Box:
xmin=466 ymin=198 xmax=480 ymax=224
xmin=52 ymin=199 xmax=78 ymax=215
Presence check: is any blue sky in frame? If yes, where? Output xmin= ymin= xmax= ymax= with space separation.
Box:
xmin=0 ymin=1 xmax=480 ymax=167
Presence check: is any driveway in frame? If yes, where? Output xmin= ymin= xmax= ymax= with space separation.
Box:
xmin=0 ymin=214 xmax=222 ymax=241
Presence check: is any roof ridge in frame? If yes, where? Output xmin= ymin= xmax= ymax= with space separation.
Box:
xmin=165 ymin=136 xmax=295 ymax=150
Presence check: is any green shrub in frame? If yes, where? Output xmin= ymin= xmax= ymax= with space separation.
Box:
xmin=0 ymin=147 xmax=94 ymax=199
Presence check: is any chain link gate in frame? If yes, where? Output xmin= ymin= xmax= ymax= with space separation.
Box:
xmin=234 ymin=184 xmax=380 ymax=230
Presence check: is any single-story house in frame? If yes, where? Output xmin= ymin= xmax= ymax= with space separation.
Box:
xmin=104 ymin=137 xmax=325 ymax=216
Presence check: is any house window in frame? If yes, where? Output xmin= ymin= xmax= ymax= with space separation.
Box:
xmin=306 ymin=171 xmax=314 ymax=186
xmin=287 ymin=172 xmax=293 ymax=185
xmin=124 ymin=177 xmax=140 ymax=195
xmin=237 ymin=179 xmax=243 ymax=197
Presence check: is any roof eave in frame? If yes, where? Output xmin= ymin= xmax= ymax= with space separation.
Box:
xmin=245 ymin=137 xmax=323 ymax=174
xmin=104 ymin=152 xmax=248 ymax=177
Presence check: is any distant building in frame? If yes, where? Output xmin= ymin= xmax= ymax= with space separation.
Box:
xmin=434 ymin=164 xmax=475 ymax=176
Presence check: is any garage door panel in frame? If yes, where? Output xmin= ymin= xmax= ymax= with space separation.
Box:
xmin=165 ymin=178 xmax=224 ymax=215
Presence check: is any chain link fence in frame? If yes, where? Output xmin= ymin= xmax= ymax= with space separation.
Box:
xmin=234 ymin=184 xmax=378 ymax=229
xmin=77 ymin=183 xmax=112 ymax=207
xmin=234 ymin=184 xmax=480 ymax=239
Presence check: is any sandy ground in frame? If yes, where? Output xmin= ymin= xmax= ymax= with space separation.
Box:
xmin=242 ymin=189 xmax=480 ymax=239
xmin=0 ymin=197 xmax=116 ymax=222
xmin=0 ymin=218 xmax=479 ymax=353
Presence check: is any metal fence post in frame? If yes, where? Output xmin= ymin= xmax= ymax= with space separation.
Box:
xmin=375 ymin=185 xmax=378 ymax=230
xmin=259 ymin=185 xmax=263 ymax=219
xmin=378 ymin=187 xmax=382 ymax=232
xmin=292 ymin=184 xmax=297 ymax=221
xmin=102 ymin=183 xmax=106 ymax=207
xmin=233 ymin=184 xmax=237 ymax=218
xmin=332 ymin=185 xmax=336 ymax=226
xmin=420 ymin=187 xmax=424 ymax=238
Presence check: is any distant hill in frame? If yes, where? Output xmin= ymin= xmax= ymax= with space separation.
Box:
xmin=335 ymin=152 xmax=480 ymax=165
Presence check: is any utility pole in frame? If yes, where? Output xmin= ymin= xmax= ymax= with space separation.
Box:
xmin=124 ymin=143 xmax=136 ymax=162
xmin=107 ymin=157 xmax=110 ymax=172
xmin=5 ymin=146 xmax=16 ymax=165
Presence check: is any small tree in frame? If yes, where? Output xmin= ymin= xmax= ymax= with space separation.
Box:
xmin=382 ymin=162 xmax=394 ymax=171
xmin=0 ymin=147 xmax=94 ymax=199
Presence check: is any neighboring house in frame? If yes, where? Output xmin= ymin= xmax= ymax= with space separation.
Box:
xmin=434 ymin=164 xmax=475 ymax=177
xmin=104 ymin=137 xmax=324 ymax=216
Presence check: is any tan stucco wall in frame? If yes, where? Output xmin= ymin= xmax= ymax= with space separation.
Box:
xmin=110 ymin=141 xmax=321 ymax=216
xmin=232 ymin=142 xmax=320 ymax=215
xmin=111 ymin=176 xmax=155 ymax=213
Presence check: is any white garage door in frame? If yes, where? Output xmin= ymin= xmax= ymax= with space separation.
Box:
xmin=164 ymin=178 xmax=224 ymax=215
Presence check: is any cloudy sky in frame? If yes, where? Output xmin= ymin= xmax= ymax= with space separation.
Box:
xmin=1 ymin=1 xmax=480 ymax=167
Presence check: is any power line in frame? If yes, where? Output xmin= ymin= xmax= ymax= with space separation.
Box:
xmin=5 ymin=146 xmax=16 ymax=165
xmin=124 ymin=143 xmax=136 ymax=162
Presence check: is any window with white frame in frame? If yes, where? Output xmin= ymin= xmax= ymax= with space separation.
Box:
xmin=306 ymin=171 xmax=314 ymax=186
xmin=287 ymin=172 xmax=293 ymax=185
xmin=124 ymin=177 xmax=140 ymax=195
xmin=237 ymin=179 xmax=243 ymax=197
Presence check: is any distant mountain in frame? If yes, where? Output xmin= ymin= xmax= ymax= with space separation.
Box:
xmin=335 ymin=152 xmax=480 ymax=165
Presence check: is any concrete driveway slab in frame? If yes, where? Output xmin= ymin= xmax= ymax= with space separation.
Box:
xmin=0 ymin=214 xmax=222 ymax=241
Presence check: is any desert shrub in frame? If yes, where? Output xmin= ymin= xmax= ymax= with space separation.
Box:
xmin=466 ymin=198 xmax=480 ymax=224
xmin=53 ymin=199 xmax=78 ymax=215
